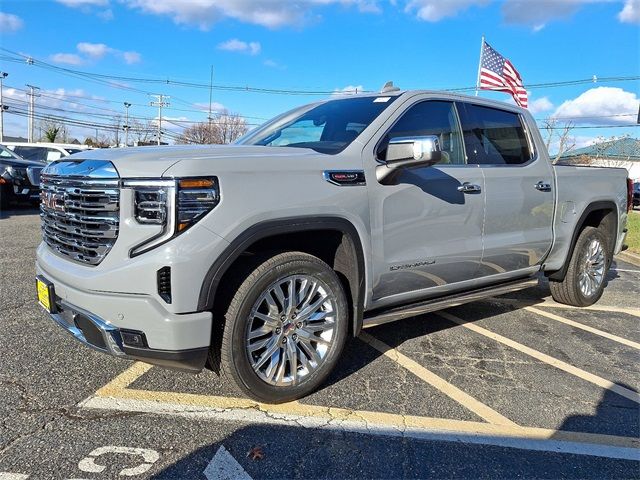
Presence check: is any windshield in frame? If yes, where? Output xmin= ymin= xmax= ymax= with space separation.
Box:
xmin=238 ymin=95 xmax=399 ymax=154
xmin=0 ymin=146 xmax=20 ymax=160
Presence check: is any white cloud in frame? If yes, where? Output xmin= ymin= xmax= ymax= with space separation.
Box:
xmin=501 ymin=0 xmax=637 ymax=29
xmin=332 ymin=85 xmax=365 ymax=95
xmin=263 ymin=59 xmax=286 ymax=69
xmin=529 ymin=96 xmax=554 ymax=114
xmin=0 ymin=12 xmax=24 ymax=33
xmin=50 ymin=53 xmax=85 ymax=65
xmin=122 ymin=51 xmax=142 ymax=64
xmin=51 ymin=42 xmax=141 ymax=65
xmin=97 ymin=8 xmax=114 ymax=20
xmin=124 ymin=0 xmax=380 ymax=29
xmin=77 ymin=42 xmax=111 ymax=58
xmin=404 ymin=0 xmax=490 ymax=21
xmin=56 ymin=0 xmax=108 ymax=6
xmin=217 ymin=39 xmax=261 ymax=55
xmin=619 ymin=0 xmax=640 ymax=23
xmin=193 ymin=101 xmax=227 ymax=113
xmin=552 ymin=87 xmax=640 ymax=124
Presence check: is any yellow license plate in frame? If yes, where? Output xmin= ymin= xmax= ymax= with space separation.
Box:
xmin=36 ymin=277 xmax=53 ymax=313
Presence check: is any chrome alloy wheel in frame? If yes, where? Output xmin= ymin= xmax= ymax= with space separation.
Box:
xmin=578 ymin=238 xmax=606 ymax=298
xmin=245 ymin=275 xmax=337 ymax=386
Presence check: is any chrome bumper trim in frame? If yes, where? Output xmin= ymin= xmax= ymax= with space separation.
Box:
xmin=49 ymin=299 xmax=126 ymax=356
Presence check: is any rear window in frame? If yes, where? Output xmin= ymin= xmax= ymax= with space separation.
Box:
xmin=458 ymin=103 xmax=532 ymax=165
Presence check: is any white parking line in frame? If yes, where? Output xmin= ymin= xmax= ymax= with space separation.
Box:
xmin=437 ymin=311 xmax=640 ymax=404
xmin=359 ymin=332 xmax=517 ymax=426
xmin=524 ymin=306 xmax=640 ymax=350
xmin=612 ymin=268 xmax=640 ymax=274
xmin=82 ymin=395 xmax=640 ymax=461
xmin=493 ymin=297 xmax=640 ymax=318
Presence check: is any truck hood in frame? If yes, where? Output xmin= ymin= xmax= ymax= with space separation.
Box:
xmin=74 ymin=144 xmax=323 ymax=178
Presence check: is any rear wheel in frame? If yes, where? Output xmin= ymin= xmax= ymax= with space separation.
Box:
xmin=549 ymin=226 xmax=609 ymax=307
xmin=215 ymin=251 xmax=348 ymax=403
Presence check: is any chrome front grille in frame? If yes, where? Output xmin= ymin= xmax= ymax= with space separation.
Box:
xmin=40 ymin=162 xmax=120 ymax=265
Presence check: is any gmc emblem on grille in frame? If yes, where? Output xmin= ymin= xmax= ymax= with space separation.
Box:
xmin=42 ymin=191 xmax=66 ymax=213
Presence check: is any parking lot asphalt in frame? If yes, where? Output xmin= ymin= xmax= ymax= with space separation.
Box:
xmin=1 ymin=207 xmax=639 ymax=479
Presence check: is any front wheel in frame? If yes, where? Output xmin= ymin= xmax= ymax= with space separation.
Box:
xmin=216 ymin=251 xmax=348 ymax=403
xmin=549 ymin=226 xmax=609 ymax=307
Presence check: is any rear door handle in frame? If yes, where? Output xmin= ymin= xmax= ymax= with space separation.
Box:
xmin=457 ymin=182 xmax=482 ymax=193
xmin=535 ymin=181 xmax=552 ymax=192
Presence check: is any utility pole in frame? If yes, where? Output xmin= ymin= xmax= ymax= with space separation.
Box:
xmin=208 ymin=66 xmax=214 ymax=131
xmin=26 ymin=84 xmax=40 ymax=143
xmin=150 ymin=94 xmax=170 ymax=145
xmin=0 ymin=72 xmax=7 ymax=142
xmin=123 ymin=102 xmax=131 ymax=147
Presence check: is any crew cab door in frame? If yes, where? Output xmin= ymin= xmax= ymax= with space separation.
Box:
xmin=457 ymin=102 xmax=554 ymax=277
xmin=365 ymin=99 xmax=486 ymax=308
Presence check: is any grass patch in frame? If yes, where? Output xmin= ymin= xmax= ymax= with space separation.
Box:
xmin=626 ymin=211 xmax=640 ymax=254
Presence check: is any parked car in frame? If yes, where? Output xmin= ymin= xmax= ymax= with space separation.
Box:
xmin=4 ymin=142 xmax=91 ymax=162
xmin=0 ymin=145 xmax=44 ymax=209
xmin=35 ymin=90 xmax=631 ymax=403
xmin=634 ymin=182 xmax=639 ymax=208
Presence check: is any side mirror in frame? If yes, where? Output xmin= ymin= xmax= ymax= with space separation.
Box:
xmin=377 ymin=135 xmax=442 ymax=182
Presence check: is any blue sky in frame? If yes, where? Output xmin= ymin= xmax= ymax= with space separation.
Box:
xmin=0 ymin=0 xmax=638 ymax=147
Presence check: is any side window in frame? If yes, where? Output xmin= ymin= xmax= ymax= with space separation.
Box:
xmin=377 ymin=101 xmax=465 ymax=166
xmin=46 ymin=149 xmax=64 ymax=161
xmin=458 ymin=103 xmax=532 ymax=165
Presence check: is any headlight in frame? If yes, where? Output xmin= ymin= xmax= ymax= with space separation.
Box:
xmin=124 ymin=177 xmax=220 ymax=256
xmin=176 ymin=178 xmax=220 ymax=232
xmin=0 ymin=165 xmax=14 ymax=183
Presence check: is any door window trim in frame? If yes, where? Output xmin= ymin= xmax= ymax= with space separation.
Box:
xmin=457 ymin=101 xmax=539 ymax=168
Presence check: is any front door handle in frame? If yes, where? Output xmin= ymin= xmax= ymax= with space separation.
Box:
xmin=457 ymin=182 xmax=482 ymax=193
xmin=535 ymin=181 xmax=552 ymax=192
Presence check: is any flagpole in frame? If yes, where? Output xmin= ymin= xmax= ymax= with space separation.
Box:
xmin=475 ymin=35 xmax=485 ymax=96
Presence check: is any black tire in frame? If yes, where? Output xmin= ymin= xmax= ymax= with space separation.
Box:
xmin=549 ymin=226 xmax=609 ymax=307
xmin=213 ymin=251 xmax=348 ymax=403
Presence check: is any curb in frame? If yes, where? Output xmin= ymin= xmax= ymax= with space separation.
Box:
xmin=616 ymin=251 xmax=640 ymax=267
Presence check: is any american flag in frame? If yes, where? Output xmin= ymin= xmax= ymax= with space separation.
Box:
xmin=479 ymin=41 xmax=528 ymax=108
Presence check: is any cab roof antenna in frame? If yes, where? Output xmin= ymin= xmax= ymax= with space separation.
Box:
xmin=380 ymin=81 xmax=400 ymax=93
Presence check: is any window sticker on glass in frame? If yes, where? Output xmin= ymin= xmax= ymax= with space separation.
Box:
xmin=373 ymin=97 xmax=391 ymax=103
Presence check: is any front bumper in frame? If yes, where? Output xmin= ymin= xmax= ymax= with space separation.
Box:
xmin=37 ymin=264 xmax=212 ymax=372
xmin=48 ymin=298 xmax=208 ymax=372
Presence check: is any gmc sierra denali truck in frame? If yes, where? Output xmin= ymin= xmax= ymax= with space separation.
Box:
xmin=35 ymin=89 xmax=632 ymax=403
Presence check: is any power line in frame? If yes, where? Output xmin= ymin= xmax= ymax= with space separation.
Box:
xmin=2 ymin=47 xmax=639 ymax=97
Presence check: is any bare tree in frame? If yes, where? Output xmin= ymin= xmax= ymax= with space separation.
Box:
xmin=130 ymin=119 xmax=155 ymax=145
xmin=542 ymin=118 xmax=576 ymax=164
xmin=212 ymin=111 xmax=248 ymax=144
xmin=176 ymin=111 xmax=248 ymax=145
xmin=38 ymin=117 xmax=69 ymax=143
xmin=176 ymin=122 xmax=215 ymax=145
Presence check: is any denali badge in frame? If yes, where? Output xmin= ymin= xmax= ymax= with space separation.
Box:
xmin=390 ymin=260 xmax=436 ymax=271
xmin=42 ymin=191 xmax=66 ymax=213
xmin=323 ymin=170 xmax=366 ymax=186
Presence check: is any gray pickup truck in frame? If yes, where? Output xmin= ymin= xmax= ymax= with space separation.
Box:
xmin=36 ymin=89 xmax=632 ymax=403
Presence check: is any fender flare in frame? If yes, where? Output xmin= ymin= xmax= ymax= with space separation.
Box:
xmin=547 ymin=200 xmax=618 ymax=281
xmin=197 ymin=216 xmax=366 ymax=334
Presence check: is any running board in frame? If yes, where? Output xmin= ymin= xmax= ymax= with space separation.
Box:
xmin=362 ymin=277 xmax=539 ymax=328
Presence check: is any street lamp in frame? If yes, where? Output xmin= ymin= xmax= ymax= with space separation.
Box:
xmin=123 ymin=102 xmax=131 ymax=147
xmin=0 ymin=72 xmax=8 ymax=143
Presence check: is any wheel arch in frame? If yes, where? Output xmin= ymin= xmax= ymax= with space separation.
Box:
xmin=547 ymin=200 xmax=618 ymax=281
xmin=198 ymin=216 xmax=366 ymax=336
